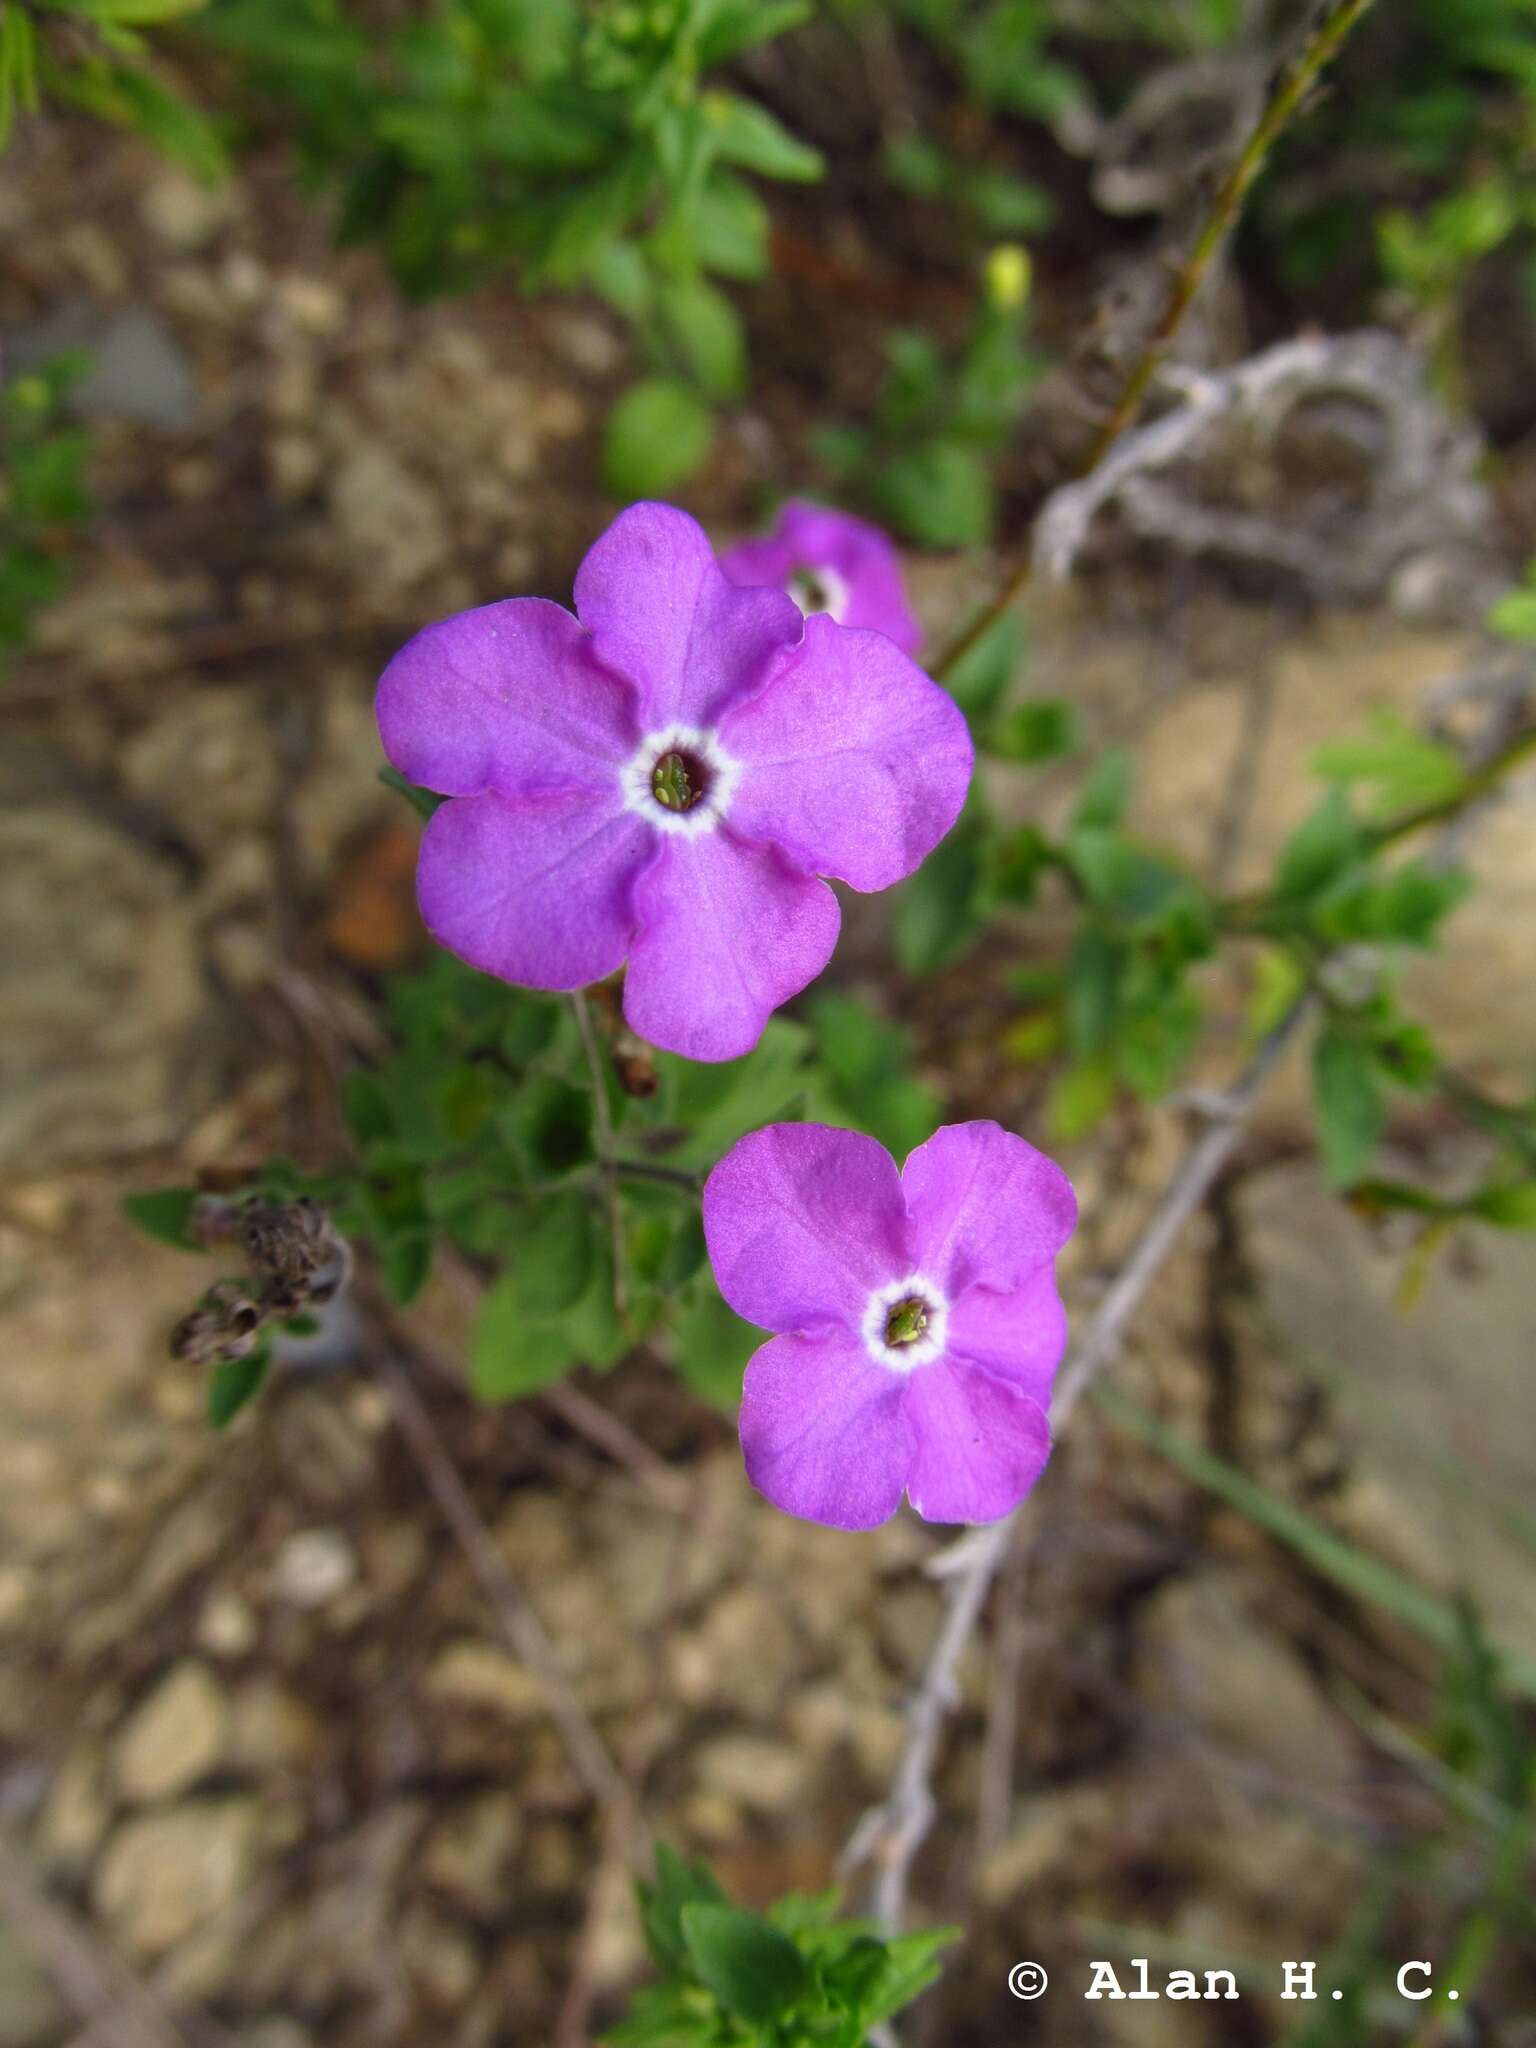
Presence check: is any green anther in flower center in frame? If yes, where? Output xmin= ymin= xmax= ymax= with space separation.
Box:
xmin=651 ymin=751 xmax=696 ymax=811
xmin=884 ymin=1296 xmax=929 ymax=1347
xmin=789 ymin=568 xmax=833 ymax=616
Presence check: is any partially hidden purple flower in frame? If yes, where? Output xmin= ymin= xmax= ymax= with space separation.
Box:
xmin=704 ymin=1120 xmax=1077 ymax=1531
xmin=719 ymin=499 xmax=923 ymax=656
xmin=376 ymin=503 xmax=972 ymax=1062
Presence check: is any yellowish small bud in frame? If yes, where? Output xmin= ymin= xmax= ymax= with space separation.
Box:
xmin=985 ymin=244 xmax=1032 ymax=313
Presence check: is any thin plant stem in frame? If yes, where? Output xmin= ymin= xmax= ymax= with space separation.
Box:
xmin=930 ymin=0 xmax=1378 ymax=683
xmin=571 ymin=989 xmax=628 ymax=1320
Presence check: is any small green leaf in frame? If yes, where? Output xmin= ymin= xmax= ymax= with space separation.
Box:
xmin=638 ymin=1845 xmax=729 ymax=1974
xmin=1274 ymin=788 xmax=1363 ymax=903
xmin=704 ymin=92 xmax=822 ymax=182
xmin=380 ymin=1233 xmax=431 ymax=1306
xmin=515 ymin=1191 xmax=596 ymax=1318
xmin=1469 ymin=1181 xmax=1536 ymax=1230
xmin=208 ymin=1341 xmax=271 ymax=1429
xmin=656 ymin=274 xmax=747 ymax=399
xmin=989 ymin=697 xmax=1075 ymax=764
xmin=670 ymin=1283 xmax=760 ymax=1410
xmin=1046 ymin=1054 xmax=1115 ymax=1140
xmin=873 ymin=440 xmax=993 ymax=548
xmin=893 ymin=809 xmax=991 ymax=975
xmin=121 ymin=1187 xmax=204 ymax=1251
xmin=1312 ymin=1024 xmax=1384 ymax=1187
xmin=378 ymin=765 xmax=444 ymax=819
xmin=602 ymin=378 xmax=714 ymax=501
xmin=1488 ymin=587 xmax=1536 ymax=643
xmin=1064 ymin=927 xmax=1124 ymax=1053
xmin=680 ymin=1902 xmax=810 ymax=2024
xmin=1311 ymin=711 xmax=1466 ymax=817
xmin=1071 ymin=746 xmax=1132 ymax=831
xmin=943 ymin=612 xmax=1023 ymax=722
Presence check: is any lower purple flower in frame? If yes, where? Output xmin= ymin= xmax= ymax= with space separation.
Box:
xmin=376 ymin=503 xmax=970 ymax=1062
xmin=719 ymin=499 xmax=923 ymax=656
xmin=703 ymin=1120 xmax=1078 ymax=1531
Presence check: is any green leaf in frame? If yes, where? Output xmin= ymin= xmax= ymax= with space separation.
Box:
xmin=692 ymin=170 xmax=770 ymax=279
xmin=1311 ymin=710 xmax=1466 ymax=817
xmin=680 ymin=1902 xmax=810 ymax=2024
xmin=873 ymin=440 xmax=993 ymax=548
xmin=68 ymin=0 xmax=209 ymax=20
xmin=504 ymin=1073 xmax=592 ymax=1177
xmin=1488 ymin=586 xmax=1536 ymax=643
xmin=862 ymin=1925 xmax=961 ymax=2026
xmin=1470 ymin=1181 xmax=1536 ymax=1230
xmin=703 ymin=91 xmax=822 ymax=182
xmin=1312 ymin=1024 xmax=1384 ymax=1187
xmin=378 ymin=764 xmax=444 ymax=819
xmin=379 ymin=1233 xmax=431 ymax=1306
xmin=470 ymin=1269 xmax=577 ymax=1400
xmin=1071 ymin=746 xmax=1132 ymax=831
xmin=670 ymin=1283 xmax=759 ymax=1409
xmin=1046 ymin=1054 xmax=1115 ymax=1140
xmin=989 ymin=697 xmax=1075 ymax=764
xmin=61 ymin=60 xmax=226 ymax=179
xmin=1064 ymin=926 xmax=1124 ymax=1053
xmin=695 ymin=0 xmax=810 ymax=65
xmin=893 ymin=809 xmax=991 ymax=975
xmin=653 ymin=1017 xmax=814 ymax=1167
xmin=656 ymin=273 xmax=746 ymax=400
xmin=121 ymin=1187 xmax=204 ymax=1251
xmin=602 ymin=378 xmax=713 ymax=501
xmin=638 ymin=1844 xmax=729 ymax=1973
xmin=208 ymin=1341 xmax=271 ymax=1429
xmin=514 ymin=1190 xmax=596 ymax=1318
xmin=1274 ymin=788 xmax=1363 ymax=903
xmin=942 ymin=611 xmax=1022 ymax=722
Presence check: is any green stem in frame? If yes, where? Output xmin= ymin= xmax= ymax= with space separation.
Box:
xmin=931 ymin=0 xmax=1377 ymax=684
xmin=570 ymin=991 xmax=628 ymax=1322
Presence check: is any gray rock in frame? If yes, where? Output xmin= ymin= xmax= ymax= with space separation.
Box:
xmin=10 ymin=299 xmax=199 ymax=428
xmin=1238 ymin=1159 xmax=1536 ymax=1650
xmin=115 ymin=1660 xmax=227 ymax=1804
xmin=93 ymin=1797 xmax=263 ymax=1957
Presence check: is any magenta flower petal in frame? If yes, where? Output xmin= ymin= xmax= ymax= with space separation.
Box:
xmin=720 ymin=499 xmax=922 ymax=655
xmin=904 ymin=1359 xmax=1052 ymax=1525
xmin=416 ymin=790 xmax=651 ymax=991
xmin=902 ymin=1120 xmax=1078 ymax=1298
xmin=943 ymin=1268 xmax=1068 ymax=1410
xmin=720 ymin=615 xmax=973 ymax=892
xmin=624 ymin=829 xmax=840 ymax=1062
xmin=377 ymin=597 xmax=635 ymax=798
xmin=740 ymin=1331 xmax=913 ymax=1531
xmin=573 ymin=502 xmax=804 ymax=730
xmin=703 ymin=1122 xmax=911 ymax=1332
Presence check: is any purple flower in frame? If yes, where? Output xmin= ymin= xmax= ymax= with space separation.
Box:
xmin=376 ymin=503 xmax=971 ymax=1062
xmin=704 ymin=1120 xmax=1078 ymax=1530
xmin=719 ymin=499 xmax=923 ymax=656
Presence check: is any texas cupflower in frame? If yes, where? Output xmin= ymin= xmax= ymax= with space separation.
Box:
xmin=376 ymin=504 xmax=970 ymax=1061
xmin=719 ymin=498 xmax=923 ymax=655
xmin=704 ymin=1121 xmax=1078 ymax=1530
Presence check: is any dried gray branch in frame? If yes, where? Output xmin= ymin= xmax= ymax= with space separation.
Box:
xmin=1033 ymin=331 xmax=1498 ymax=614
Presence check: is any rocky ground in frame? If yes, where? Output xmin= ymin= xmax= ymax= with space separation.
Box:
xmin=2 ymin=120 xmax=1535 ymax=2048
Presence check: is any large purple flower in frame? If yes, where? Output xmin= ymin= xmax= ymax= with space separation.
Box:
xmin=719 ymin=499 xmax=923 ymax=656
xmin=376 ymin=504 xmax=971 ymax=1062
xmin=704 ymin=1121 xmax=1078 ymax=1530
